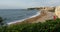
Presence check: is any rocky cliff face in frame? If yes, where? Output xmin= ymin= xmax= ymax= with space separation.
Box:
xmin=55 ymin=6 xmax=60 ymax=18
xmin=28 ymin=7 xmax=55 ymax=12
xmin=37 ymin=7 xmax=55 ymax=12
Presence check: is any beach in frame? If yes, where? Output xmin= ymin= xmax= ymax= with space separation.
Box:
xmin=21 ymin=10 xmax=55 ymax=23
xmin=7 ymin=9 xmax=55 ymax=25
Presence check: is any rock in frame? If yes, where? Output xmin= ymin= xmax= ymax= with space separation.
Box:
xmin=55 ymin=6 xmax=60 ymax=18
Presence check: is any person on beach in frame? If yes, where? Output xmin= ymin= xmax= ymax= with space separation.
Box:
xmin=53 ymin=15 xmax=57 ymax=20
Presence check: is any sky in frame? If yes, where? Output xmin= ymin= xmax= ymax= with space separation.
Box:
xmin=0 ymin=0 xmax=60 ymax=9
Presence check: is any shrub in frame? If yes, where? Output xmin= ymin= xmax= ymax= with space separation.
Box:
xmin=0 ymin=18 xmax=60 ymax=32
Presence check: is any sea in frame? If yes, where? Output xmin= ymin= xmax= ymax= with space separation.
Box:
xmin=0 ymin=9 xmax=40 ymax=25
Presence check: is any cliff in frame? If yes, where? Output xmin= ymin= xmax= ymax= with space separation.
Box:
xmin=55 ymin=6 xmax=60 ymax=18
xmin=27 ymin=7 xmax=55 ymax=12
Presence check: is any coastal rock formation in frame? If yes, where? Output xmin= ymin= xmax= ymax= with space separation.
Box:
xmin=28 ymin=7 xmax=55 ymax=12
xmin=39 ymin=7 xmax=55 ymax=12
xmin=55 ymin=6 xmax=60 ymax=18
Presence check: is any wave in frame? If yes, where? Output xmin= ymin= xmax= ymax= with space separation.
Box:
xmin=7 ymin=11 xmax=41 ymax=25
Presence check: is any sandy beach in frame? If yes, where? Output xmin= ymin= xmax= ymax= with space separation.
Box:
xmin=21 ymin=10 xmax=55 ymax=23
xmin=7 ymin=9 xmax=55 ymax=25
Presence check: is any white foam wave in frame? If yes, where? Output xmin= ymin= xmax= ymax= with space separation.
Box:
xmin=7 ymin=11 xmax=41 ymax=25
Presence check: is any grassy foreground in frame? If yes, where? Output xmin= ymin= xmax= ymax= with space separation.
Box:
xmin=0 ymin=18 xmax=60 ymax=32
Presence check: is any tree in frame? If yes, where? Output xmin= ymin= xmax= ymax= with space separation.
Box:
xmin=0 ymin=17 xmax=4 ymax=26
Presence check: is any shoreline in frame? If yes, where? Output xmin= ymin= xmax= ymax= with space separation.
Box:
xmin=7 ymin=11 xmax=41 ymax=25
xmin=20 ymin=11 xmax=55 ymax=24
xmin=7 ymin=10 xmax=55 ymax=25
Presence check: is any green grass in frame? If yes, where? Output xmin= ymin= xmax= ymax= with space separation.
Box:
xmin=0 ymin=18 xmax=60 ymax=32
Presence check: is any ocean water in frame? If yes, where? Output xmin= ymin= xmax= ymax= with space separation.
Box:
xmin=0 ymin=9 xmax=38 ymax=24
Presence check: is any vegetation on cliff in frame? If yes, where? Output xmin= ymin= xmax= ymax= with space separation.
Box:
xmin=0 ymin=17 xmax=4 ymax=26
xmin=0 ymin=18 xmax=60 ymax=32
